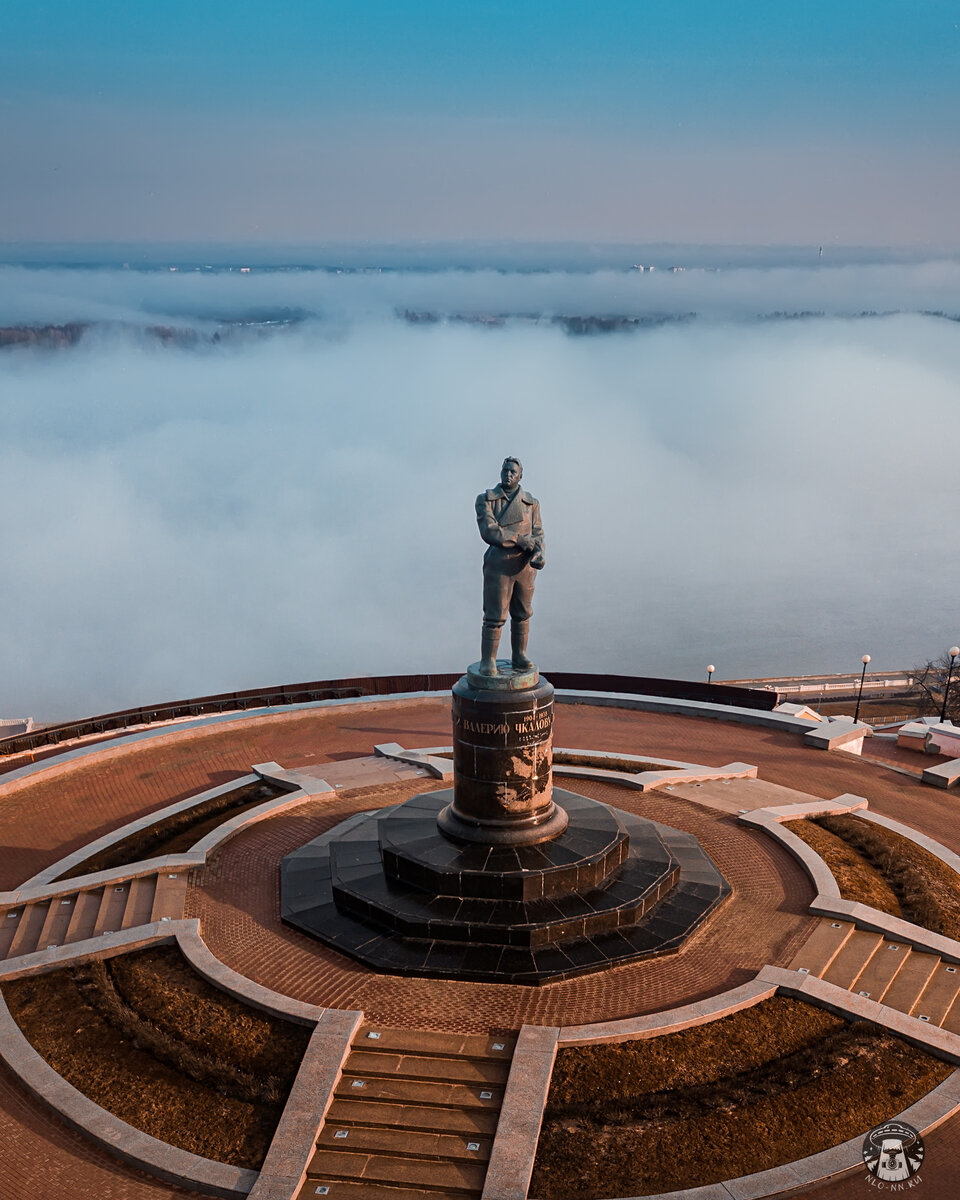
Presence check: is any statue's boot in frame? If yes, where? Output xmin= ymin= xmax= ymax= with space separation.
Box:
xmin=511 ymin=620 xmax=534 ymax=670
xmin=479 ymin=626 xmax=501 ymax=675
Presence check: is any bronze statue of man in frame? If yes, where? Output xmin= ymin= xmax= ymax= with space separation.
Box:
xmin=475 ymin=457 xmax=545 ymax=675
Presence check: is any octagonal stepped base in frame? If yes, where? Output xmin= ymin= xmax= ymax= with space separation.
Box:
xmin=281 ymin=790 xmax=730 ymax=984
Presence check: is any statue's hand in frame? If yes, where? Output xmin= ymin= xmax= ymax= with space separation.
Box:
xmin=530 ymin=551 xmax=545 ymax=570
xmin=517 ymin=534 xmax=536 ymax=552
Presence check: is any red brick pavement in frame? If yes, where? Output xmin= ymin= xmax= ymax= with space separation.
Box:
xmin=0 ymin=700 xmax=452 ymax=889
xmin=4 ymin=698 xmax=960 ymax=1199
xmin=0 ymin=1058 xmax=200 ymax=1200
xmin=185 ymin=775 xmax=815 ymax=1033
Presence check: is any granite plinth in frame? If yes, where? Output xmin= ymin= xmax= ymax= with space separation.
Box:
xmin=439 ymin=670 xmax=565 ymax=846
xmin=281 ymin=791 xmax=729 ymax=984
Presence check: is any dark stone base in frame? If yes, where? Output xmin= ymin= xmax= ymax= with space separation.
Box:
xmin=435 ymin=795 xmax=569 ymax=845
xmin=281 ymin=789 xmax=730 ymax=985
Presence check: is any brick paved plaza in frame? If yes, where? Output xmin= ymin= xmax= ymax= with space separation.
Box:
xmin=2 ymin=696 xmax=960 ymax=1198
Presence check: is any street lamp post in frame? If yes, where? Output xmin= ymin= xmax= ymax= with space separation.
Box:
xmin=854 ymin=654 xmax=871 ymax=722
xmin=940 ymin=647 xmax=960 ymax=724
xmin=707 ymin=665 xmax=715 ymax=685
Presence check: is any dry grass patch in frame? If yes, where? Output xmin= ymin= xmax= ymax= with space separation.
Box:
xmin=2 ymin=944 xmax=311 ymax=1168
xmin=531 ymin=997 xmax=950 ymax=1198
xmin=816 ymin=814 xmax=960 ymax=939
xmin=783 ymin=819 xmax=901 ymax=917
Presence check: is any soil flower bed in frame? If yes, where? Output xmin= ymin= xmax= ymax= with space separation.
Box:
xmin=782 ymin=818 xmax=902 ymax=917
xmin=530 ymin=997 xmax=950 ymax=1198
xmin=815 ymin=814 xmax=960 ymax=939
xmin=1 ymin=944 xmax=311 ymax=1168
xmin=58 ymin=778 xmax=285 ymax=880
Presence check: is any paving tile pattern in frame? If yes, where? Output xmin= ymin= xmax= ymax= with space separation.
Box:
xmin=186 ymin=775 xmax=814 ymax=1032
xmin=0 ymin=702 xmax=453 ymax=891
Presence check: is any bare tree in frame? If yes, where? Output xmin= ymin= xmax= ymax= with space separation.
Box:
xmin=913 ymin=650 xmax=960 ymax=723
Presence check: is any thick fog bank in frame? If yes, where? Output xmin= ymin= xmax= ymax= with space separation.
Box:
xmin=2 ymin=309 xmax=959 ymax=720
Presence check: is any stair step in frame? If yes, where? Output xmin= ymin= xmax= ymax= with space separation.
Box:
xmin=849 ymin=940 xmax=910 ymax=1000
xmin=822 ymin=930 xmax=885 ymax=989
xmin=7 ymin=902 xmax=49 ymax=958
xmin=35 ymin=893 xmax=77 ymax=950
xmin=297 ymin=1178 xmax=473 ymax=1200
xmin=150 ymin=872 xmax=188 ymax=922
xmin=92 ymin=884 xmax=129 ymax=936
xmin=939 ymin=991 xmax=960 ymax=1035
xmin=315 ymin=1125 xmax=491 ymax=1163
xmin=344 ymin=1051 xmax=509 ymax=1086
xmin=912 ymin=963 xmax=960 ymax=1026
xmin=882 ymin=951 xmax=941 ymax=1014
xmin=325 ymin=1100 xmax=499 ymax=1137
xmin=121 ymin=876 xmax=157 ymax=929
xmin=788 ymin=919 xmax=853 ymax=977
xmin=306 ymin=1149 xmax=485 ymax=1194
xmin=356 ymin=1026 xmax=515 ymax=1061
xmin=0 ymin=909 xmax=23 ymax=958
xmin=336 ymin=1076 xmax=502 ymax=1110
xmin=64 ymin=889 xmax=105 ymax=944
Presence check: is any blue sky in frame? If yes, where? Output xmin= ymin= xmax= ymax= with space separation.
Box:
xmin=1 ymin=1 xmax=958 ymax=244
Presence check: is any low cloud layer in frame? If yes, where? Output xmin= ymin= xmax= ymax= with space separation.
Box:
xmin=2 ymin=265 xmax=960 ymax=720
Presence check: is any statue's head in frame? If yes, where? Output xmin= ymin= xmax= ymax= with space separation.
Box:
xmin=501 ymin=457 xmax=522 ymax=489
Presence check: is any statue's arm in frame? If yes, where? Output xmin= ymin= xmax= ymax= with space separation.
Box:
xmin=476 ymin=494 xmax=518 ymax=547
xmin=529 ymin=501 xmax=545 ymax=566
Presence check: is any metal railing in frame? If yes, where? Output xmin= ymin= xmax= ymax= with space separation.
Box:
xmin=0 ymin=670 xmax=779 ymax=759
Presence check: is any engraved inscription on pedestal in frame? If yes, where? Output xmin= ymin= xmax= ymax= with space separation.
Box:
xmin=437 ymin=670 xmax=568 ymax=845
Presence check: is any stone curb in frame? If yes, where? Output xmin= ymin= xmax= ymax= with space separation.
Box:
xmin=923 ymin=758 xmax=960 ymax=788
xmin=757 ymin=965 xmax=960 ymax=1062
xmin=555 ymin=691 xmax=820 ymax=734
xmin=252 ymin=762 xmax=336 ymax=797
xmin=371 ymin=742 xmax=758 ymax=793
xmin=0 ymin=985 xmax=258 ymax=1197
xmin=188 ymin=787 xmax=328 ymax=857
xmin=632 ymin=762 xmax=757 ymax=793
xmin=175 ymin=925 xmax=325 ymax=1025
xmin=481 ymin=1024 xmax=559 ymax=1200
xmin=374 ymin=743 xmax=455 ymax=780
xmin=2 ymin=786 xmax=323 ymax=913
xmin=557 ymin=979 xmax=779 ymax=1045
xmin=22 ymin=774 xmax=262 ymax=889
xmin=736 ymin=799 xmax=871 ymax=900
xmin=803 ymin=719 xmax=871 ymax=753
xmin=742 ymin=798 xmax=960 ymax=964
xmin=807 ymin=897 xmax=960 ymax=965
xmin=1 ymin=854 xmax=204 ymax=909
xmin=0 ymin=919 xmax=187 ymax=980
xmin=248 ymin=1008 xmax=364 ymax=1200
xmin=0 ymin=692 xmax=450 ymax=792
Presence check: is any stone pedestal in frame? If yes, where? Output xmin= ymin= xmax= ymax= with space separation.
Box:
xmin=436 ymin=662 xmax=569 ymax=845
xmin=280 ymin=661 xmax=731 ymax=984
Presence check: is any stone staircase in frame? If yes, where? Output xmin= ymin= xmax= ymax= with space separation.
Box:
xmin=790 ymin=919 xmax=960 ymax=1031
xmin=0 ymin=871 xmax=188 ymax=962
xmin=298 ymin=1025 xmax=515 ymax=1199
